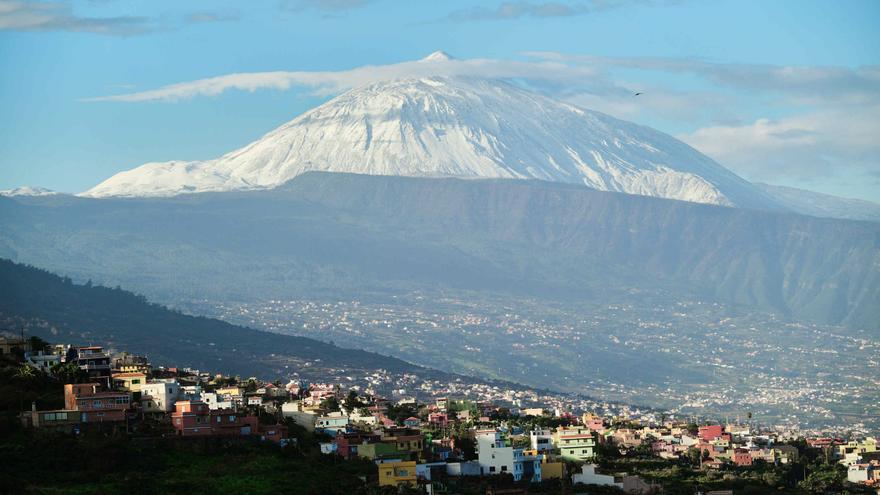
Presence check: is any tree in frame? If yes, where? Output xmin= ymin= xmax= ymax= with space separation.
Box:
xmin=50 ymin=362 xmax=88 ymax=384
xmin=762 ymin=471 xmax=781 ymax=487
xmin=799 ymin=463 xmax=845 ymax=493
xmin=343 ymin=390 xmax=363 ymax=411
xmin=28 ymin=336 xmax=50 ymax=354
xmin=320 ymin=396 xmax=340 ymax=412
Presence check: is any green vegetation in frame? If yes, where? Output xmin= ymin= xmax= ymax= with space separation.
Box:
xmin=589 ymin=441 xmax=873 ymax=495
xmin=0 ymin=431 xmax=385 ymax=495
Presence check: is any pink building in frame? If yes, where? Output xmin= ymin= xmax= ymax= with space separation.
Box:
xmin=428 ymin=412 xmax=449 ymax=427
xmin=734 ymin=448 xmax=753 ymax=466
xmin=698 ymin=425 xmax=725 ymax=442
xmin=63 ymin=383 xmax=129 ymax=423
xmin=171 ymin=400 xmax=259 ymax=437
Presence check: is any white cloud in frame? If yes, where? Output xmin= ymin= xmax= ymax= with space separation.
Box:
xmin=84 ymin=55 xmax=604 ymax=102
xmin=523 ymin=51 xmax=880 ymax=107
xmin=0 ymin=0 xmax=239 ymax=36
xmin=678 ymin=108 xmax=880 ymax=184
xmin=441 ymin=0 xmax=667 ymax=22
xmin=280 ymin=0 xmax=374 ymax=13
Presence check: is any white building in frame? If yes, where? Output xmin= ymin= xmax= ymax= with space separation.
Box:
xmin=529 ymin=429 xmax=553 ymax=452
xmin=476 ymin=430 xmax=543 ymax=482
xmin=316 ymin=416 xmax=350 ymax=433
xmin=281 ymin=401 xmax=317 ymax=431
xmin=848 ymin=463 xmax=875 ymax=484
xmin=200 ymin=392 xmax=234 ymax=410
xmin=24 ymin=351 xmax=62 ymax=373
xmin=349 ymin=411 xmax=378 ymax=426
xmin=140 ymin=379 xmax=182 ymax=413
xmin=571 ymin=464 xmax=623 ymax=489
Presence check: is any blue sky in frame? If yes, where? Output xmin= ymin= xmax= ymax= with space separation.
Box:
xmin=1 ymin=0 xmax=878 ymax=201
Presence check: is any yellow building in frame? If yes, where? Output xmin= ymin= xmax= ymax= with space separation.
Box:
xmin=378 ymin=460 xmax=417 ymax=487
xmin=112 ymin=372 xmax=147 ymax=393
xmin=523 ymin=449 xmax=565 ymax=479
xmin=216 ymin=386 xmax=244 ymax=397
xmin=838 ymin=437 xmax=877 ymax=464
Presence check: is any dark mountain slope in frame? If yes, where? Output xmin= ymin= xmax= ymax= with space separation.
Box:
xmin=0 ymin=258 xmax=425 ymax=378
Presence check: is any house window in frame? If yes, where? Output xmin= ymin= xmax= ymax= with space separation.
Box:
xmin=93 ymin=400 xmax=102 ymax=407
xmin=489 ymin=467 xmax=496 ymax=473
xmin=501 ymin=466 xmax=507 ymax=472
xmin=216 ymin=416 xmax=221 ymax=423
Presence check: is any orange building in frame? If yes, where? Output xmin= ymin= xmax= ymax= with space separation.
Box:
xmin=63 ymin=383 xmax=130 ymax=423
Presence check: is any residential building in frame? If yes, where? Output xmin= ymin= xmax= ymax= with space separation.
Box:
xmin=24 ymin=350 xmax=62 ymax=373
xmin=112 ymin=372 xmax=147 ymax=395
xmin=571 ymin=464 xmax=623 ymax=489
xmin=699 ymin=425 xmax=727 ymax=442
xmin=529 ymin=429 xmax=553 ymax=452
xmin=476 ymin=430 xmax=543 ymax=482
xmin=358 ymin=442 xmax=407 ymax=462
xmin=67 ymin=346 xmax=112 ymax=389
xmin=111 ymin=352 xmax=151 ymax=374
xmin=316 ymin=415 xmax=350 ymax=434
xmin=281 ymin=401 xmax=317 ymax=431
xmin=523 ymin=449 xmax=564 ymax=479
xmin=21 ymin=403 xmax=83 ymax=432
xmin=170 ymin=400 xmax=258 ymax=437
xmin=0 ymin=337 xmax=29 ymax=356
xmin=581 ymin=413 xmax=606 ymax=434
xmin=847 ymin=462 xmax=876 ymax=484
xmin=383 ymin=426 xmax=424 ymax=459
xmin=378 ymin=460 xmax=417 ymax=488
xmin=554 ymin=426 xmax=596 ymax=461
xmin=64 ymin=383 xmax=130 ymax=423
xmin=140 ymin=379 xmax=182 ymax=413
xmin=428 ymin=412 xmax=448 ymax=427
xmin=200 ymin=392 xmax=234 ymax=411
xmin=335 ymin=432 xmax=381 ymax=459
xmin=733 ymin=448 xmax=753 ymax=466
xmin=839 ymin=438 xmax=878 ymax=466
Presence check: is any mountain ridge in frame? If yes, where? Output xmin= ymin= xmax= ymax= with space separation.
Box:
xmin=4 ymin=172 xmax=878 ymax=330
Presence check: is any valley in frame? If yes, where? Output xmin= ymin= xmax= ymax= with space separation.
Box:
xmin=196 ymin=290 xmax=880 ymax=433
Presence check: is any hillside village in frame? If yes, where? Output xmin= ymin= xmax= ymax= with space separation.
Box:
xmin=2 ymin=335 xmax=877 ymax=494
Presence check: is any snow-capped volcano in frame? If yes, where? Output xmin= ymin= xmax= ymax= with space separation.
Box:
xmin=1 ymin=186 xmax=59 ymax=197
xmin=82 ymin=73 xmax=778 ymax=209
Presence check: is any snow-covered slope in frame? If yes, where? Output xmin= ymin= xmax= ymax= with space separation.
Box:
xmin=756 ymin=183 xmax=880 ymax=222
xmin=82 ymin=74 xmax=780 ymax=209
xmin=1 ymin=186 xmax=59 ymax=197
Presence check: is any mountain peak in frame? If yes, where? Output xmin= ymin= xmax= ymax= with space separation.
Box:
xmin=81 ymin=76 xmax=780 ymax=210
xmin=0 ymin=186 xmax=59 ymax=197
xmin=421 ymin=50 xmax=455 ymax=62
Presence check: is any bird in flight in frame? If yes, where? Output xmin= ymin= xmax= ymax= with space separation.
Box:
xmin=634 ymin=92 xmax=644 ymax=96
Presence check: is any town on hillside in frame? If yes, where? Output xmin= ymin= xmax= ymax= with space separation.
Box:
xmin=2 ymin=335 xmax=878 ymax=494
